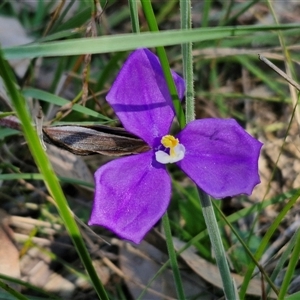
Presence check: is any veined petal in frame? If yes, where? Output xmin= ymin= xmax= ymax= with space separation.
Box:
xmin=89 ymin=152 xmax=171 ymax=244
xmin=106 ymin=49 xmax=185 ymax=146
xmin=176 ymin=119 xmax=262 ymax=198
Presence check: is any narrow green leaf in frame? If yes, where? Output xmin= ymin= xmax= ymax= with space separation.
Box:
xmin=0 ymin=128 xmax=19 ymax=139
xmin=3 ymin=24 xmax=299 ymax=59
xmin=22 ymin=88 xmax=112 ymax=121
xmin=128 ymin=0 xmax=140 ymax=33
xmin=278 ymin=228 xmax=300 ymax=298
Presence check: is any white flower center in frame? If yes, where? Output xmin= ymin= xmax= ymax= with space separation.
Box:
xmin=155 ymin=135 xmax=185 ymax=164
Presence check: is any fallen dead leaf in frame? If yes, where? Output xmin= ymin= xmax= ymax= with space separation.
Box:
xmin=119 ymin=241 xmax=211 ymax=299
xmin=0 ymin=209 xmax=20 ymax=290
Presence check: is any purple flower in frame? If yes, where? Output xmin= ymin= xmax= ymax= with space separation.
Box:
xmin=88 ymin=49 xmax=262 ymax=244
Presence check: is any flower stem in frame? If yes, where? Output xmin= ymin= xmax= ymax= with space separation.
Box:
xmin=179 ymin=3 xmax=238 ymax=297
xmin=180 ymin=0 xmax=195 ymax=123
xmin=197 ymin=188 xmax=238 ymax=300
xmin=162 ymin=213 xmax=186 ymax=299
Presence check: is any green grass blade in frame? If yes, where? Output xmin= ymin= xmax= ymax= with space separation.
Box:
xmin=267 ymin=230 xmax=298 ymax=297
xmin=140 ymin=1 xmax=185 ymax=298
xmin=0 ymin=273 xmax=60 ymax=299
xmin=0 ymin=173 xmax=94 ymax=188
xmin=22 ymin=88 xmax=112 ymax=121
xmin=278 ymin=228 xmax=300 ymax=298
xmin=285 ymin=291 xmax=300 ymax=300
xmin=202 ymin=0 xmax=212 ymax=28
xmin=3 ymin=24 xmax=300 ymax=59
xmin=180 ymin=0 xmax=194 ymax=123
xmin=140 ymin=0 xmax=185 ymax=128
xmin=161 ymin=213 xmax=186 ymax=299
xmin=128 ymin=0 xmax=140 ymax=33
xmin=0 ymin=128 xmax=19 ymax=139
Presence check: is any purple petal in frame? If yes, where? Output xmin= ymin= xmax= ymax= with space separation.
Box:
xmin=106 ymin=48 xmax=185 ymax=146
xmin=89 ymin=152 xmax=171 ymax=244
xmin=176 ymin=119 xmax=262 ymax=198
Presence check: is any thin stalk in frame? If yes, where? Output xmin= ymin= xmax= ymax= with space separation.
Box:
xmin=140 ymin=0 xmax=185 ymax=129
xmin=180 ymin=0 xmax=194 ymax=123
xmin=278 ymin=228 xmax=300 ymax=298
xmin=267 ymin=230 xmax=298 ymax=297
xmin=128 ymin=0 xmax=140 ymax=33
xmin=198 ymin=188 xmax=238 ymax=300
xmin=202 ymin=0 xmax=212 ymax=28
xmin=180 ymin=1 xmax=238 ymax=298
xmin=162 ymin=213 xmax=186 ymax=299
xmin=140 ymin=1 xmax=186 ymax=298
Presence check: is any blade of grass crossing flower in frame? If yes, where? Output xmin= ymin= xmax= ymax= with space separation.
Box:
xmin=180 ymin=0 xmax=194 ymax=123
xmin=128 ymin=0 xmax=140 ymax=33
xmin=140 ymin=0 xmax=185 ymax=129
xmin=277 ymin=228 xmax=300 ymax=298
xmin=197 ymin=188 xmax=238 ymax=299
xmin=0 ymin=50 xmax=109 ymax=300
xmin=140 ymin=1 xmax=185 ymax=299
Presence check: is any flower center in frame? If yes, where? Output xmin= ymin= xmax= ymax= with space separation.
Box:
xmin=155 ymin=134 xmax=185 ymax=164
xmin=161 ymin=135 xmax=179 ymax=157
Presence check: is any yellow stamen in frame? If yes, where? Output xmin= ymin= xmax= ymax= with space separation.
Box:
xmin=161 ymin=135 xmax=179 ymax=157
